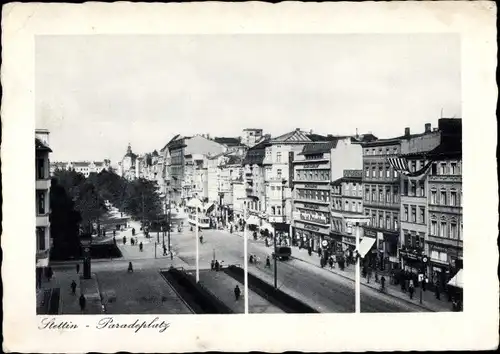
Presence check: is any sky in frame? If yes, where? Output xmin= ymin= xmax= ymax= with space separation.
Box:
xmin=35 ymin=34 xmax=461 ymax=164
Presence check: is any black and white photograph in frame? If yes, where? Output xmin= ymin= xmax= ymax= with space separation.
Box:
xmin=34 ymin=34 xmax=464 ymax=316
xmin=2 ymin=2 xmax=498 ymax=353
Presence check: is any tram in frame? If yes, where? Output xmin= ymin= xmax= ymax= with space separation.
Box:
xmin=187 ymin=212 xmax=211 ymax=229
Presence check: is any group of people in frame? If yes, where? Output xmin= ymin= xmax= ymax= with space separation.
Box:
xmin=210 ymin=259 xmax=223 ymax=271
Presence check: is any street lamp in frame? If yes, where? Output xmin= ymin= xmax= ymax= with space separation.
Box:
xmin=187 ymin=196 xmax=203 ymax=283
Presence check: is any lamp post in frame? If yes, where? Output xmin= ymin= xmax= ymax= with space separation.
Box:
xmin=187 ymin=197 xmax=203 ymax=282
xmin=355 ymin=222 xmax=361 ymax=313
xmin=237 ymin=197 xmax=250 ymax=314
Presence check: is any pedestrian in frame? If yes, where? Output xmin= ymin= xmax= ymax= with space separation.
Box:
xmin=328 ymin=257 xmax=334 ymax=269
xmin=131 ymin=238 xmax=135 ymax=246
xmin=215 ymin=260 xmax=220 ymax=271
xmin=113 ymin=236 xmax=116 ymax=245
xmin=79 ymin=294 xmax=86 ymax=313
xmin=211 ymin=259 xmax=215 ymax=270
xmin=381 ymin=276 xmax=386 ymax=292
xmin=409 ymin=279 xmax=415 ymax=299
xmin=266 ymin=256 xmax=271 ymax=268
xmin=163 ymin=244 xmax=167 ymax=256
xmin=70 ymin=280 xmax=77 ymax=295
xmin=234 ymin=285 xmax=241 ymax=301
xmin=170 ymin=251 xmax=174 ymax=261
xmin=128 ymin=262 xmax=134 ymax=273
xmin=113 ymin=229 xmax=116 ymax=237
xmin=132 ymin=228 xmax=135 ymax=236
xmin=139 ymin=242 xmax=143 ymax=252
xmin=422 ymin=276 xmax=427 ymax=291
xmin=308 ymin=247 xmax=312 ymax=257
xmin=318 ymin=248 xmax=322 ymax=257
xmin=76 ymin=263 xmax=80 ymax=274
xmin=46 ymin=267 xmax=53 ymax=281
xmin=123 ymin=236 xmax=127 ymax=245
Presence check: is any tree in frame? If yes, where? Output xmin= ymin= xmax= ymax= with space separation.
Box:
xmin=49 ymin=178 xmax=82 ymax=260
xmin=122 ymin=178 xmax=162 ymax=223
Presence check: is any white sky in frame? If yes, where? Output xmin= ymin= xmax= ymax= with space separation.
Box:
xmin=35 ymin=34 xmax=461 ymax=163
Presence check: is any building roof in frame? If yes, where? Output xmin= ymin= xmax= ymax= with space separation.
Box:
xmin=271 ymin=129 xmax=314 ymax=143
xmin=300 ymin=140 xmax=338 ymax=155
xmin=224 ymin=155 xmax=243 ymax=166
xmin=243 ymin=128 xmax=263 ymax=132
xmin=35 ymin=138 xmax=52 ymax=152
xmin=242 ymin=137 xmax=270 ymax=165
xmin=213 ymin=137 xmax=242 ymax=146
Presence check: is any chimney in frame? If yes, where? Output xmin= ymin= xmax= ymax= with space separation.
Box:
xmin=404 ymin=127 xmax=410 ymax=136
xmin=310 ymin=129 xmax=313 ymax=134
xmin=425 ymin=123 xmax=431 ymax=133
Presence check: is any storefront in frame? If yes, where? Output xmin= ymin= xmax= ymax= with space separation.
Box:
xmin=399 ymin=246 xmax=426 ymax=275
xmin=294 ymin=220 xmax=330 ymax=252
xmin=364 ymin=227 xmax=399 ymax=271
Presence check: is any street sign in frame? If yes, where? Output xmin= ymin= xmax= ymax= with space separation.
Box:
xmin=321 ymin=240 xmax=328 ymax=247
xmin=422 ymin=257 xmax=428 ymax=263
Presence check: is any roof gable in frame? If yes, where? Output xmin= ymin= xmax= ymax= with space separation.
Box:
xmin=272 ymin=130 xmax=313 ymax=143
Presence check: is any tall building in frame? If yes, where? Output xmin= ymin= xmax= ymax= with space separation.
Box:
xmin=35 ymin=129 xmax=52 ymax=289
xmin=361 ymin=135 xmax=402 ymax=272
xmin=120 ymin=143 xmax=138 ymax=180
xmin=241 ymin=128 xmax=264 ymax=148
xmin=163 ymin=134 xmax=227 ymax=205
xmin=291 ymin=136 xmax=365 ymax=252
xmin=393 ymin=123 xmax=441 ymax=278
xmin=425 ymin=119 xmax=462 ymax=290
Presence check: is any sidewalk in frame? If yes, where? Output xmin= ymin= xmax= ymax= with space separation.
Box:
xmin=228 ymin=229 xmax=452 ymax=312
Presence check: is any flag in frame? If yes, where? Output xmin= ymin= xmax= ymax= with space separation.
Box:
xmin=388 ymin=157 xmax=410 ymax=175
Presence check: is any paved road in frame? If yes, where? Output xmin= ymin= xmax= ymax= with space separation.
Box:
xmin=172 ymin=227 xmax=427 ymax=313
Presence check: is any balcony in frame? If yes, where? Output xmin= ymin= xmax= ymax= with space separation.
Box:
xmin=428 ymin=203 xmax=462 ymax=214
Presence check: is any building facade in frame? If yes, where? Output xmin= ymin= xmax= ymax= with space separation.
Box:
xmin=35 ymin=129 xmax=52 ymax=289
xmin=50 ymin=160 xmax=110 ymax=177
xmin=241 ymin=128 xmax=264 ymax=148
xmin=362 ymin=137 xmax=402 ymax=271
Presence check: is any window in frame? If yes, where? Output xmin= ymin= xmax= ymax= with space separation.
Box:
xmin=393 ymin=186 xmax=399 ymax=203
xmin=386 ymin=215 xmax=390 ymax=230
xmin=419 ymin=207 xmax=425 ymax=224
xmin=386 ymin=187 xmax=391 ymax=203
xmin=403 ymin=205 xmax=408 ymax=221
xmin=385 ymin=166 xmax=390 ymax=178
xmin=393 ymin=169 xmax=398 ymax=178
xmin=378 ymin=214 xmax=383 ymax=228
xmin=450 ymin=190 xmax=457 ymax=206
xmin=36 ymin=190 xmax=46 ymax=215
xmin=440 ymin=163 xmax=447 ymax=175
xmin=371 ymin=212 xmax=376 ymax=226
xmin=393 ymin=214 xmax=399 ymax=230
xmin=431 ymin=220 xmax=437 ymax=235
xmin=277 ymin=169 xmax=282 ymax=179
xmin=372 ymin=167 xmax=376 ymax=177
xmin=431 ymin=163 xmax=437 ymax=175
xmin=379 ymin=188 xmax=383 ymax=203
xmin=440 ymin=190 xmax=447 ymax=205
xmin=266 ymin=167 xmax=271 ymax=178
xmin=450 ymin=222 xmax=458 ymax=239
xmin=431 ymin=190 xmax=437 ymax=204
xmin=345 ymin=201 xmax=349 ymax=211
xmin=357 ymin=202 xmax=362 ymax=212
xmin=365 ymin=187 xmax=370 ymax=201
xmin=410 ymin=181 xmax=416 ymax=196
xmin=372 ymin=188 xmax=376 ymax=202
xmin=440 ymin=221 xmax=447 ymax=237
xmin=36 ymin=158 xmax=45 ymax=180
xmin=276 ymin=152 xmax=282 ymax=163
xmin=314 ymin=170 xmax=319 ymax=180
xmin=411 ymin=160 xmax=417 ymax=172
xmin=365 ymin=167 xmax=370 ymax=177
xmin=450 ymin=162 xmax=457 ymax=175
xmin=37 ymin=227 xmax=46 ymax=251
xmin=419 ymin=180 xmax=425 ymax=197
xmin=379 ymin=166 xmax=383 ymax=178
xmin=411 ymin=206 xmax=417 ymax=223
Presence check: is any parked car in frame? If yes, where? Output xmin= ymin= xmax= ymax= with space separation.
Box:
xmin=272 ymin=246 xmax=292 ymax=260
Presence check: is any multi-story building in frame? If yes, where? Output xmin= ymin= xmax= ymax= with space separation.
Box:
xmin=241 ymin=138 xmax=269 ymax=227
xmin=395 ymin=123 xmax=441 ymax=277
xmin=35 ymin=129 xmax=52 ymax=289
xmin=292 ymin=136 xmax=366 ymax=252
xmin=50 ymin=160 xmax=110 ymax=177
xmin=119 ymin=143 xmax=138 ymax=180
xmin=425 ymin=119 xmax=462 ymax=290
xmin=213 ymin=136 xmax=248 ymax=156
xmin=164 ymin=134 xmax=226 ymax=205
xmin=241 ymin=128 xmax=264 ymax=148
xmin=330 ymin=169 xmax=369 ymax=256
xmin=361 ymin=135 xmax=402 ymax=271
xmin=263 ymin=129 xmax=330 ymax=243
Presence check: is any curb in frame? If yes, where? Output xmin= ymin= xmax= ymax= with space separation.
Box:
xmin=290 ymin=255 xmax=437 ymax=312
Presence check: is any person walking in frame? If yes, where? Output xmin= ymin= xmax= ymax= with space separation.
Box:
xmin=70 ymin=280 xmax=77 ymax=295
xmin=234 ymin=285 xmax=241 ymax=301
xmin=328 ymin=256 xmax=334 ymax=269
xmin=163 ymin=244 xmax=167 ymax=256
xmin=139 ymin=242 xmax=143 ymax=252
xmin=128 ymin=262 xmax=134 ymax=273
xmin=79 ymin=294 xmax=86 ymax=313
xmin=381 ymin=275 xmax=386 ymax=292
xmin=123 ymin=236 xmax=127 ymax=245
xmin=131 ymin=238 xmax=135 ymax=246
xmin=308 ymin=247 xmax=312 ymax=257
xmin=266 ymin=256 xmax=271 ymax=268
xmin=211 ymin=259 xmax=215 ymax=270
xmin=76 ymin=263 xmax=80 ymax=274
xmin=409 ymin=279 xmax=415 ymax=299
xmin=215 ymin=260 xmax=220 ymax=272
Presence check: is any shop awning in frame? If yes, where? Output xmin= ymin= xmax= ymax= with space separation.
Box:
xmin=261 ymin=222 xmax=274 ymax=232
xmin=356 ymin=237 xmax=376 ymax=258
xmin=204 ymin=202 xmax=215 ymax=214
xmin=246 ymin=215 xmax=260 ymax=225
xmin=447 ymin=269 xmax=463 ymax=289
